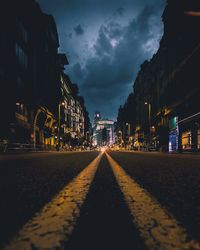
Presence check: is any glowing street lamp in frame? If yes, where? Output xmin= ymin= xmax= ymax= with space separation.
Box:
xmin=118 ymin=130 xmax=123 ymax=147
xmin=145 ymin=101 xmax=151 ymax=144
xmin=57 ymin=101 xmax=65 ymax=151
xmin=144 ymin=102 xmax=151 ymax=129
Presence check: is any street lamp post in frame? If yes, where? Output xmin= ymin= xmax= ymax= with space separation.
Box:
xmin=119 ymin=130 xmax=122 ymax=147
xmin=145 ymin=102 xmax=151 ymax=147
xmin=126 ymin=122 xmax=131 ymax=145
xmin=57 ymin=101 xmax=65 ymax=151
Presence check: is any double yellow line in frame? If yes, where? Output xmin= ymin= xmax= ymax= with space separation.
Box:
xmin=4 ymin=151 xmax=200 ymax=250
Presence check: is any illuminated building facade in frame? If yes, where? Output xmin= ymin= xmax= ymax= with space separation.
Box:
xmin=117 ymin=0 xmax=200 ymax=152
xmin=93 ymin=112 xmax=115 ymax=146
xmin=0 ymin=0 xmax=90 ymax=150
xmin=0 ymin=0 xmax=61 ymax=147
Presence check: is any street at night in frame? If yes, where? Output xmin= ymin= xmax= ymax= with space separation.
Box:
xmin=1 ymin=150 xmax=200 ymax=249
xmin=1 ymin=0 xmax=200 ymax=249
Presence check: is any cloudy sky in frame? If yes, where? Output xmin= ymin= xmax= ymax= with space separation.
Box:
xmin=37 ymin=0 xmax=165 ymax=120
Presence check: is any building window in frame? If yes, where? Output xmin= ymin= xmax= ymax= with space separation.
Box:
xmin=198 ymin=129 xmax=200 ymax=149
xmin=182 ymin=131 xmax=192 ymax=149
xmin=16 ymin=102 xmax=26 ymax=116
xmin=15 ymin=43 xmax=27 ymax=68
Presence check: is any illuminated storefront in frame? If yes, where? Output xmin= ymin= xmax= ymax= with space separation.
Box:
xmin=198 ymin=129 xmax=200 ymax=149
xmin=169 ymin=117 xmax=179 ymax=152
xmin=181 ymin=131 xmax=192 ymax=150
xmin=178 ymin=112 xmax=200 ymax=152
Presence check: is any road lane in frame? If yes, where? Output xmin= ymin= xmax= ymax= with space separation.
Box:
xmin=0 ymin=151 xmax=99 ymax=248
xmin=106 ymin=152 xmax=200 ymax=250
xmin=1 ymin=150 xmax=200 ymax=250
xmin=3 ymin=152 xmax=102 ymax=250
xmin=66 ymin=153 xmax=146 ymax=250
xmin=109 ymin=151 xmax=200 ymax=242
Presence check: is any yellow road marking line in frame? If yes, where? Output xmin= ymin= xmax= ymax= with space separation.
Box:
xmin=106 ymin=152 xmax=200 ymax=250
xmin=4 ymin=153 xmax=103 ymax=250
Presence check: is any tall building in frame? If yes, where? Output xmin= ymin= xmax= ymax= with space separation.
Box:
xmin=117 ymin=0 xmax=200 ymax=152
xmin=0 ymin=0 xmax=91 ymax=151
xmin=0 ymin=0 xmax=61 ymax=145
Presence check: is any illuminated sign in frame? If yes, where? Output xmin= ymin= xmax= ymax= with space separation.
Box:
xmin=169 ymin=117 xmax=179 ymax=152
xmin=169 ymin=117 xmax=178 ymax=130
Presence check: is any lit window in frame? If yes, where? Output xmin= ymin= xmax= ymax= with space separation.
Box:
xmin=198 ymin=129 xmax=200 ymax=149
xmin=182 ymin=131 xmax=192 ymax=149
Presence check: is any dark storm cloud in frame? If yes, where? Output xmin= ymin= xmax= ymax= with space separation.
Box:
xmin=37 ymin=0 xmax=165 ymax=120
xmin=73 ymin=24 xmax=85 ymax=35
xmin=94 ymin=26 xmax=113 ymax=57
xmin=65 ymin=33 xmax=72 ymax=39
xmin=72 ymin=63 xmax=83 ymax=79
xmin=104 ymin=22 xmax=124 ymax=39
xmin=115 ymin=7 xmax=125 ymax=16
xmin=70 ymin=3 xmax=165 ymax=119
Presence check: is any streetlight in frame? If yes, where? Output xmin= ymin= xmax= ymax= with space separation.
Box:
xmin=125 ymin=123 xmax=131 ymax=149
xmin=57 ymin=101 xmax=65 ymax=151
xmin=144 ymin=102 xmax=151 ymax=129
xmin=118 ymin=130 xmax=122 ymax=147
xmin=145 ymin=102 xmax=151 ymax=146
xmin=126 ymin=123 xmax=131 ymax=137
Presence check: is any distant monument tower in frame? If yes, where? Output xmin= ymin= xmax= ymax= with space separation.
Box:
xmin=94 ymin=111 xmax=101 ymax=125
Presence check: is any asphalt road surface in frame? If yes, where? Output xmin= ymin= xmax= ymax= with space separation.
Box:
xmin=0 ymin=151 xmax=200 ymax=250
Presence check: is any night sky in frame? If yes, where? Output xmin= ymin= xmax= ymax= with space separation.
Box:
xmin=37 ymin=0 xmax=165 ymax=120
